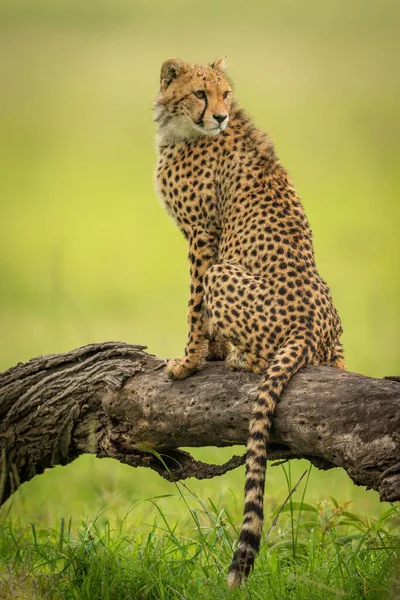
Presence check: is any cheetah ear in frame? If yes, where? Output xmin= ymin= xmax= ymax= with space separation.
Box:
xmin=160 ymin=58 xmax=186 ymax=88
xmin=211 ymin=56 xmax=228 ymax=73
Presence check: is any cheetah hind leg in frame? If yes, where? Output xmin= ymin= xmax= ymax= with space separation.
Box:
xmin=207 ymin=339 xmax=254 ymax=371
xmin=204 ymin=307 xmax=254 ymax=370
xmin=205 ymin=325 xmax=257 ymax=371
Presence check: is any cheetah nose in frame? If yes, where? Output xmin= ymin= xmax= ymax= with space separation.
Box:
xmin=214 ymin=114 xmax=227 ymax=124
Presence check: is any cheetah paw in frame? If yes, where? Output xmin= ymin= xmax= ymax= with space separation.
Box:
xmin=165 ymin=357 xmax=199 ymax=380
xmin=225 ymin=349 xmax=251 ymax=372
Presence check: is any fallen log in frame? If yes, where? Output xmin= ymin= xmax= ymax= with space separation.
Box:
xmin=0 ymin=341 xmax=399 ymax=507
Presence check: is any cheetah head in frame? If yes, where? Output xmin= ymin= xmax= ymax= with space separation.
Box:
xmin=154 ymin=57 xmax=232 ymax=142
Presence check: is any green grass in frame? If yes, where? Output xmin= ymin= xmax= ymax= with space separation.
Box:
xmin=0 ymin=1 xmax=399 ymax=597
xmin=1 ymin=469 xmax=399 ymax=599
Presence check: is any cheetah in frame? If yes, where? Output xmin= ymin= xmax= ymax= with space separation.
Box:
xmin=154 ymin=56 xmax=345 ymax=587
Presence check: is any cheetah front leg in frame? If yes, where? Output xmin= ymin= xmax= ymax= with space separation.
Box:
xmin=166 ymin=229 xmax=218 ymax=380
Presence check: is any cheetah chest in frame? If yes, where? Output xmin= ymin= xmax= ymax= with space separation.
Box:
xmin=156 ymin=146 xmax=222 ymax=238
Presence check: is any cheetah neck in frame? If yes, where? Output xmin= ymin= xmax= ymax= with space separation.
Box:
xmin=156 ymin=104 xmax=277 ymax=167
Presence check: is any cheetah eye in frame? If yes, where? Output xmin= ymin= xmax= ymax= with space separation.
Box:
xmin=223 ymin=90 xmax=230 ymax=100
xmin=194 ymin=90 xmax=206 ymax=99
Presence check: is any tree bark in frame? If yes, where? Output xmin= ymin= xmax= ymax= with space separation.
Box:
xmin=1 ymin=341 xmax=399 ymax=508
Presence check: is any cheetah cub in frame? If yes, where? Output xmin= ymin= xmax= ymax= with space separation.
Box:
xmin=154 ymin=57 xmax=345 ymax=587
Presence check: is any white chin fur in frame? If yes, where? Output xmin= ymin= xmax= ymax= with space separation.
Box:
xmin=194 ymin=118 xmax=229 ymax=137
xmin=157 ymin=113 xmax=228 ymax=144
xmin=196 ymin=125 xmax=221 ymax=137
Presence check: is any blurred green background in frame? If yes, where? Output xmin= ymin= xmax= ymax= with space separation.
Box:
xmin=0 ymin=0 xmax=399 ymax=529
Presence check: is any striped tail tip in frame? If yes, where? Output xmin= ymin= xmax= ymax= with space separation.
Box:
xmin=227 ymin=568 xmax=243 ymax=589
xmin=227 ymin=545 xmax=256 ymax=589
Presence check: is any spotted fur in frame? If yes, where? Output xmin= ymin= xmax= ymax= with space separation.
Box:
xmin=154 ymin=57 xmax=345 ymax=587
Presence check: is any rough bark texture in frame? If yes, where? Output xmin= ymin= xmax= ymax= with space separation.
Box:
xmin=1 ymin=341 xmax=399 ymax=508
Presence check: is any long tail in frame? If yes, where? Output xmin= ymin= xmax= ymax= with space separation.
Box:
xmin=227 ymin=341 xmax=310 ymax=588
